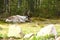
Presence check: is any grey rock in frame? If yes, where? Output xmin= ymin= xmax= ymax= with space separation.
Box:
xmin=37 ymin=24 xmax=57 ymax=38
xmin=7 ymin=24 xmax=24 ymax=38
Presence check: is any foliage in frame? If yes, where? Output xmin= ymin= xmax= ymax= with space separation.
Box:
xmin=23 ymin=35 xmax=55 ymax=40
xmin=0 ymin=0 xmax=60 ymax=19
xmin=0 ymin=22 xmax=60 ymax=40
xmin=0 ymin=33 xmax=55 ymax=40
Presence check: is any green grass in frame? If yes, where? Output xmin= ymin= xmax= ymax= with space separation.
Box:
xmin=0 ymin=18 xmax=60 ymax=40
xmin=22 ymin=34 xmax=55 ymax=40
xmin=0 ymin=23 xmax=60 ymax=40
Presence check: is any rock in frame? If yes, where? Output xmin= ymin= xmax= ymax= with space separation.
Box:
xmin=24 ymin=33 xmax=34 ymax=38
xmin=37 ymin=24 xmax=57 ymax=38
xmin=5 ymin=15 xmax=29 ymax=23
xmin=56 ymin=37 xmax=60 ymax=40
xmin=7 ymin=24 xmax=23 ymax=38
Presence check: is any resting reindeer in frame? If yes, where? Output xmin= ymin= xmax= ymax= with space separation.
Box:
xmin=5 ymin=15 xmax=29 ymax=23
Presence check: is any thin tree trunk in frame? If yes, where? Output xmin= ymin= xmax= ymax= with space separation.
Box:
xmin=4 ymin=0 xmax=8 ymax=13
xmin=8 ymin=0 xmax=11 ymax=16
xmin=18 ymin=0 xmax=22 ymax=8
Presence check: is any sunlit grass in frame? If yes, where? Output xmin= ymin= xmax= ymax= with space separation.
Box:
xmin=0 ymin=23 xmax=60 ymax=36
xmin=0 ymin=18 xmax=60 ymax=40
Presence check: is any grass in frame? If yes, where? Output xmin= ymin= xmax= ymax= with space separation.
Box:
xmin=0 ymin=18 xmax=60 ymax=40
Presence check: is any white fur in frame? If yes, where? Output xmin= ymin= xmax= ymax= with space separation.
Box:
xmin=6 ymin=15 xmax=28 ymax=23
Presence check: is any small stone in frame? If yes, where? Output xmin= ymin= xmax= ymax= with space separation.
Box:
xmin=24 ymin=33 xmax=34 ymax=38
